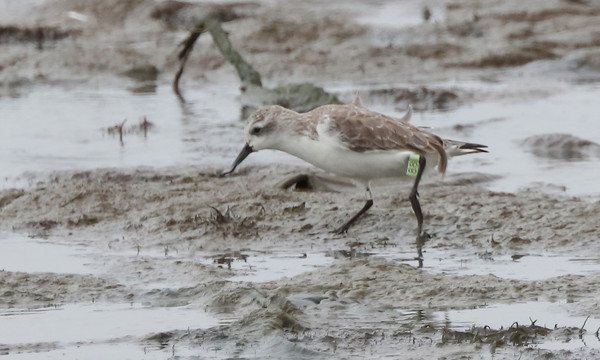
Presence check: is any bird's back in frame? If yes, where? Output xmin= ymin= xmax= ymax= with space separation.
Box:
xmin=308 ymin=104 xmax=448 ymax=174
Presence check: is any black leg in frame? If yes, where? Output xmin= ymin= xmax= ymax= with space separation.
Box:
xmin=408 ymin=156 xmax=427 ymax=268
xmin=333 ymin=186 xmax=373 ymax=234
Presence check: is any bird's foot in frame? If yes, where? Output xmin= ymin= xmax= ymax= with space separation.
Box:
xmin=415 ymin=231 xmax=431 ymax=268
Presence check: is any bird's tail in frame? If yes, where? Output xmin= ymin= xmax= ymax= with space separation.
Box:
xmin=443 ymin=139 xmax=488 ymax=157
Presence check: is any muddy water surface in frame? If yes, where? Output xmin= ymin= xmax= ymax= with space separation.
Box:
xmin=0 ymin=84 xmax=241 ymax=188
xmin=3 ymin=80 xmax=599 ymax=195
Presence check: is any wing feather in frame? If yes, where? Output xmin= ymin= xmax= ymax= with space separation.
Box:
xmin=313 ymin=105 xmax=447 ymax=174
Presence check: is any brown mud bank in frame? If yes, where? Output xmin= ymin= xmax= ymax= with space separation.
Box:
xmin=2 ymin=165 xmax=599 ymax=255
xmin=1 ymin=0 xmax=600 ymax=89
xmin=1 ymin=165 xmax=600 ymax=358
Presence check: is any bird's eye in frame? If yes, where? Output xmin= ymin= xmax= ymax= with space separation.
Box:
xmin=251 ymin=127 xmax=262 ymax=135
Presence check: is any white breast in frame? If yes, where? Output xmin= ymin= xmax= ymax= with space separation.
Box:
xmin=276 ymin=128 xmax=440 ymax=183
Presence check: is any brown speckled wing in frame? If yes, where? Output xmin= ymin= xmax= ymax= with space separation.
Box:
xmin=314 ymin=105 xmax=448 ymax=174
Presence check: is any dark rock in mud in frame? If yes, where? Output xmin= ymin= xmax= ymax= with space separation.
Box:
xmin=122 ymin=65 xmax=159 ymax=82
xmin=521 ymin=133 xmax=600 ymax=160
xmin=277 ymin=173 xmax=354 ymax=192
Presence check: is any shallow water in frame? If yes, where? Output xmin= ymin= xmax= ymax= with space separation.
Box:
xmin=223 ymin=252 xmax=333 ymax=282
xmin=0 ymin=302 xmax=219 ymax=344
xmin=0 ymin=234 xmax=334 ymax=290
xmin=387 ymin=249 xmax=600 ymax=281
xmin=0 ymin=0 xmax=47 ymax=23
xmin=426 ymin=83 xmax=600 ymax=196
xmin=3 ymin=230 xmax=599 ymax=282
xmin=2 ymin=343 xmax=203 ymax=360
xmin=2 ymin=80 xmax=599 ymax=196
xmin=0 ymin=302 xmax=223 ymax=358
xmin=0 ymin=233 xmax=91 ymax=274
xmin=0 ymin=84 xmax=241 ymax=188
xmin=345 ymin=80 xmax=600 ymax=196
xmin=108 ymin=247 xmax=334 ymax=284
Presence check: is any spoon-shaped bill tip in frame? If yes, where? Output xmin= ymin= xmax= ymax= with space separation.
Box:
xmin=220 ymin=143 xmax=254 ymax=177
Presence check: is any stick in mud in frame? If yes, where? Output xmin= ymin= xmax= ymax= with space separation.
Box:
xmin=580 ymin=315 xmax=590 ymax=336
xmin=106 ymin=119 xmax=127 ymax=146
xmin=173 ymin=17 xmax=261 ymax=102
xmin=173 ymin=24 xmax=202 ymax=102
xmin=172 ymin=17 xmax=341 ymax=112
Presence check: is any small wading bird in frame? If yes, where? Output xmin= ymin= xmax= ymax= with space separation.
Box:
xmin=222 ymin=100 xmax=487 ymax=267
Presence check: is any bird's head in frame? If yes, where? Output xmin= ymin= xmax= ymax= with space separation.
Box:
xmin=221 ymin=105 xmax=290 ymax=176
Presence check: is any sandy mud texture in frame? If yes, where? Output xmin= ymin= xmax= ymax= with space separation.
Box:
xmin=1 ymin=0 xmax=600 ymax=359
xmin=1 ymin=0 xmax=599 ymax=89
xmin=1 ymin=166 xmax=600 ymax=358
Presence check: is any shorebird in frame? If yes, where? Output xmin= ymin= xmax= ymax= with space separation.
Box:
xmin=222 ymin=101 xmax=487 ymax=266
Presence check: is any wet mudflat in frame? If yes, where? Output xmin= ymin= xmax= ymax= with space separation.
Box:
xmin=1 ymin=0 xmax=600 ymax=359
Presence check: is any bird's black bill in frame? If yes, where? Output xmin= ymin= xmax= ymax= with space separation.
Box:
xmin=460 ymin=142 xmax=489 ymax=153
xmin=220 ymin=143 xmax=254 ymax=177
